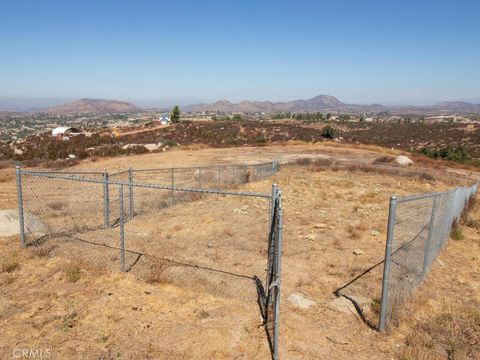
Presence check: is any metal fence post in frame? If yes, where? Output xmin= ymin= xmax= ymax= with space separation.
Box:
xmin=198 ymin=167 xmax=202 ymax=188
xmin=15 ymin=166 xmax=26 ymax=247
xmin=378 ymin=195 xmax=397 ymax=332
xmin=128 ymin=168 xmax=134 ymax=219
xmin=273 ymin=189 xmax=283 ymax=360
xmin=103 ymin=170 xmax=110 ymax=228
xmin=422 ymin=195 xmax=438 ymax=277
xmin=232 ymin=166 xmax=235 ymax=184
xmin=266 ymin=184 xmax=279 ymax=307
xmin=119 ymin=185 xmax=126 ymax=272
xmin=171 ymin=168 xmax=175 ymax=204
xmin=218 ymin=168 xmax=221 ymax=188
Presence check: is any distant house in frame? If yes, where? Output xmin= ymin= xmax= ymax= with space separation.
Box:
xmin=51 ymin=127 xmax=82 ymax=141
xmin=154 ymin=115 xmax=171 ymax=126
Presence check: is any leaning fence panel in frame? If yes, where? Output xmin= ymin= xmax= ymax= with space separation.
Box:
xmin=378 ymin=181 xmax=478 ymax=331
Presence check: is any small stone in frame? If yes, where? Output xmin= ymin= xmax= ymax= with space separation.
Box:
xmin=370 ymin=230 xmax=380 ymax=237
xmin=353 ymin=249 xmax=364 ymax=255
xmin=314 ymin=223 xmax=327 ymax=229
xmin=288 ymin=293 xmax=316 ymax=309
xmin=305 ymin=234 xmax=317 ymax=241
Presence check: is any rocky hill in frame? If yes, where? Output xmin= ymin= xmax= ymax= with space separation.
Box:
xmin=184 ymin=95 xmax=346 ymax=113
xmin=184 ymin=95 xmax=480 ymax=115
xmin=45 ymin=98 xmax=140 ymax=114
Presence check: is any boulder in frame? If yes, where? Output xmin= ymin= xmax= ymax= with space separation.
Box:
xmin=0 ymin=210 xmax=46 ymax=237
xmin=395 ymin=155 xmax=413 ymax=166
xmin=288 ymin=293 xmax=316 ymax=309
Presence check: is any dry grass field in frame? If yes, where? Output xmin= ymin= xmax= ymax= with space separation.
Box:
xmin=0 ymin=143 xmax=479 ymax=359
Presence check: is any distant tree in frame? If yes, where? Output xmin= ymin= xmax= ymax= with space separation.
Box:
xmin=171 ymin=105 xmax=180 ymax=123
xmin=359 ymin=115 xmax=365 ymax=122
xmin=326 ymin=113 xmax=332 ymax=120
xmin=232 ymin=114 xmax=243 ymax=121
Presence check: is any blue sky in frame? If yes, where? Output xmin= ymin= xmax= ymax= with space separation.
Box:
xmin=1 ymin=0 xmax=480 ymax=107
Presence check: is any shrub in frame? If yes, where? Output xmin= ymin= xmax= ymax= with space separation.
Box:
xmin=420 ymin=145 xmax=472 ymax=164
xmin=295 ymin=157 xmax=312 ymax=166
xmin=321 ymin=125 xmax=336 ymax=139
xmin=1 ymin=258 xmax=19 ymax=273
xmin=65 ymin=263 xmax=81 ymax=283
xmin=162 ymin=139 xmax=178 ymax=147
xmin=254 ymin=136 xmax=267 ymax=144
xmin=450 ymin=225 xmax=464 ymax=241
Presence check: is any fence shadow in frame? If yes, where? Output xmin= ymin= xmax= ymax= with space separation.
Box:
xmin=332 ymin=222 xmax=430 ymax=330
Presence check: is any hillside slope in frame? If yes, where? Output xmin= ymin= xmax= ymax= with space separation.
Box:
xmin=45 ymin=98 xmax=140 ymax=114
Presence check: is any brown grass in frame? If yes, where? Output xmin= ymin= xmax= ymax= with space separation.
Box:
xmin=0 ymin=257 xmax=19 ymax=273
xmin=144 ymin=259 xmax=170 ymax=284
xmin=402 ymin=304 xmax=480 ymax=360
xmin=347 ymin=221 xmax=367 ymax=239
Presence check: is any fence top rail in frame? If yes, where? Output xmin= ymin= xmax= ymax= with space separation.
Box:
xmin=18 ymin=170 xmax=272 ymax=199
xmin=17 ymin=169 xmax=105 ymax=175
xmin=396 ymin=182 xmax=478 ymax=204
xmin=17 ymin=159 xmax=279 ymax=177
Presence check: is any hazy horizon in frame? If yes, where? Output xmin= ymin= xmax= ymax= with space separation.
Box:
xmin=2 ymin=94 xmax=480 ymax=112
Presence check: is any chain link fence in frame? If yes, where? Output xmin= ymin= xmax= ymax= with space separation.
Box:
xmin=378 ymin=180 xmax=479 ymax=331
xmin=15 ymin=162 xmax=282 ymax=358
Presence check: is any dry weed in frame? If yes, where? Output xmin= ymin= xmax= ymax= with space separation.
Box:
xmin=65 ymin=263 xmax=81 ymax=283
xmin=1 ymin=257 xmax=19 ymax=273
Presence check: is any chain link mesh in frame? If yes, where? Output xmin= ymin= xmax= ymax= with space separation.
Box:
xmin=17 ymin=163 xmax=282 ymax=358
xmin=380 ymin=181 xmax=478 ymax=329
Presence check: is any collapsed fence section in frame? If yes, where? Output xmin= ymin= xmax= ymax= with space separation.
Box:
xmin=378 ymin=181 xmax=478 ymax=331
xmin=15 ymin=167 xmax=282 ymax=359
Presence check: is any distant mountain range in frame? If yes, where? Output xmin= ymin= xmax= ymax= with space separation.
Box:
xmin=44 ymin=98 xmax=140 ymax=114
xmin=184 ymin=95 xmax=480 ymax=115
xmin=1 ymin=95 xmax=480 ymax=115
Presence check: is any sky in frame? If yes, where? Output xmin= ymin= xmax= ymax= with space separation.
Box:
xmin=1 ymin=0 xmax=480 ymax=108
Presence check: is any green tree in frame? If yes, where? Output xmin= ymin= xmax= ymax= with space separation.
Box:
xmin=171 ymin=105 xmax=180 ymax=123
xmin=232 ymin=114 xmax=243 ymax=121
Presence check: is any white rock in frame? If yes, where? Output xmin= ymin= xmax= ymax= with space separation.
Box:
xmin=144 ymin=143 xmax=162 ymax=151
xmin=0 ymin=210 xmax=46 ymax=237
xmin=353 ymin=249 xmax=364 ymax=255
xmin=68 ymin=154 xmax=76 ymax=159
xmin=305 ymin=234 xmax=317 ymax=241
xmin=314 ymin=223 xmax=327 ymax=229
xmin=395 ymin=155 xmax=413 ymax=166
xmin=288 ymin=293 xmax=316 ymax=309
xmin=370 ymin=230 xmax=380 ymax=237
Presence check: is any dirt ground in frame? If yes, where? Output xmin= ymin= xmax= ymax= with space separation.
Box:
xmin=0 ymin=143 xmax=479 ymax=359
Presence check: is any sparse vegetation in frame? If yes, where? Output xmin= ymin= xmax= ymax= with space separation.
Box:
xmin=420 ymin=145 xmax=472 ymax=164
